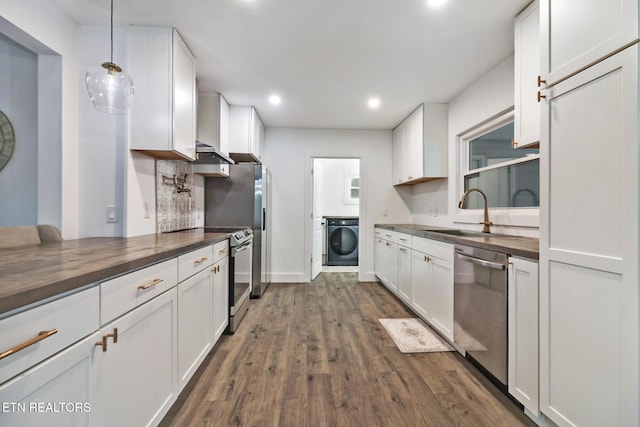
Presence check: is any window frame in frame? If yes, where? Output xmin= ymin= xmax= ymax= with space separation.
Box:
xmin=454 ymin=109 xmax=540 ymax=229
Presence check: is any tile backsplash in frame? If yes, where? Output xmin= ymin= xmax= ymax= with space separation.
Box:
xmin=156 ymin=160 xmax=195 ymax=233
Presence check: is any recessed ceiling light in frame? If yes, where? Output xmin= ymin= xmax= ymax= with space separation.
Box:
xmin=368 ymin=97 xmax=381 ymax=109
xmin=269 ymin=95 xmax=281 ymax=105
xmin=427 ymin=0 xmax=447 ymax=7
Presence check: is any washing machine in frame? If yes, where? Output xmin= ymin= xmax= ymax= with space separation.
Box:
xmin=327 ymin=218 xmax=359 ymax=266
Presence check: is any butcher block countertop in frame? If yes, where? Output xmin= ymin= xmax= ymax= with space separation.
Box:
xmin=375 ymin=224 xmax=539 ymax=260
xmin=0 ymin=229 xmax=229 ymax=317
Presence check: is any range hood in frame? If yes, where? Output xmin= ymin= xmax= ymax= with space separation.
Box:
xmin=192 ymin=141 xmax=235 ymax=165
xmin=229 ymin=152 xmax=261 ymax=164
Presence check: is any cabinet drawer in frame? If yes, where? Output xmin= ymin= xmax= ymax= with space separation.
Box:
xmin=412 ymin=237 xmax=453 ymax=262
xmin=379 ymin=229 xmax=399 ymax=243
xmin=0 ymin=286 xmax=99 ymax=385
xmin=178 ymin=245 xmax=213 ymax=282
xmin=101 ymin=258 xmax=178 ymax=325
xmin=213 ymin=240 xmax=229 ymax=264
xmin=397 ymin=233 xmax=412 ymax=247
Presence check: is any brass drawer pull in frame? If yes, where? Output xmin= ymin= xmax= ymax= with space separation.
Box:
xmin=218 ymin=248 xmax=228 ymax=253
xmin=106 ymin=328 xmax=118 ymax=344
xmin=138 ymin=278 xmax=164 ymax=290
xmin=194 ymin=257 xmax=208 ymax=265
xmin=95 ymin=336 xmax=108 ymax=352
xmin=537 ymin=91 xmax=546 ymax=102
xmin=0 ymin=329 xmax=58 ymax=360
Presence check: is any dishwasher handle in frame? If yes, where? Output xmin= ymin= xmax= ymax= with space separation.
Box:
xmin=455 ymin=252 xmax=506 ymax=270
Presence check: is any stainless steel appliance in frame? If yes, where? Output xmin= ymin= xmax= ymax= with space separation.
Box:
xmin=205 ymin=164 xmax=270 ymax=298
xmin=453 ymin=244 xmax=508 ymax=390
xmin=205 ymin=226 xmax=253 ymax=333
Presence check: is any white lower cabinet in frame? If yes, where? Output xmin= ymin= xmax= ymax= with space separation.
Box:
xmin=383 ymin=240 xmax=399 ymax=293
xmin=411 ymin=249 xmax=430 ymax=319
xmin=0 ymin=332 xmax=100 ymax=427
xmin=397 ymin=245 xmax=412 ymax=303
xmin=508 ymin=256 xmax=539 ymax=417
xmin=91 ymin=287 xmax=178 ymax=427
xmin=178 ymin=268 xmax=213 ymax=390
xmin=212 ymin=256 xmax=229 ymax=343
xmin=428 ymin=255 xmax=454 ymax=340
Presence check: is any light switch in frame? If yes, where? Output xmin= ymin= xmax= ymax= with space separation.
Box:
xmin=107 ymin=205 xmax=117 ymax=223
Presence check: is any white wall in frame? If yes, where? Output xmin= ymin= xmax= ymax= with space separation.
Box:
xmin=409 ymin=55 xmax=539 ymax=237
xmin=1 ymin=0 xmax=80 ymax=238
xmin=316 ymin=158 xmax=360 ymax=217
xmin=265 ymin=128 xmax=411 ymax=282
xmin=0 ymin=33 xmax=38 ymax=226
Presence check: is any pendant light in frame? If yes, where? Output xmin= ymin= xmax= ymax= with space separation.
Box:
xmin=85 ymin=0 xmax=134 ymax=115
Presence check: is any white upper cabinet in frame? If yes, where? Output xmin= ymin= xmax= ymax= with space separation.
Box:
xmin=229 ymin=106 xmax=264 ymax=163
xmin=540 ymin=0 xmax=638 ymax=84
xmin=128 ymin=27 xmax=197 ymax=161
xmin=392 ymin=104 xmax=448 ymax=186
xmin=514 ymin=0 xmax=540 ymax=149
xmin=193 ymin=93 xmax=231 ymax=177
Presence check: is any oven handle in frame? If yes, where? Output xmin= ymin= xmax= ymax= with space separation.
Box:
xmin=233 ymin=241 xmax=252 ymax=256
xmin=455 ymin=252 xmax=506 ymax=270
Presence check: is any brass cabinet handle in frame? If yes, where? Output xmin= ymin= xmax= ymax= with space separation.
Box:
xmin=423 ymin=255 xmax=431 ymax=262
xmin=0 ymin=329 xmax=58 ymax=360
xmin=218 ymin=248 xmax=228 ymax=253
xmin=385 ymin=242 xmax=391 ymax=247
xmin=95 ymin=336 xmax=108 ymax=352
xmin=512 ymin=139 xmax=518 ymax=148
xmin=399 ymin=238 xmax=408 ymax=242
xmin=138 ymin=278 xmax=163 ymax=290
xmin=194 ymin=257 xmax=208 ymax=265
xmin=399 ymin=248 xmax=408 ymax=253
xmin=106 ymin=328 xmax=118 ymax=344
xmin=537 ymin=75 xmax=546 ymax=87
xmin=537 ymin=91 xmax=546 ymax=102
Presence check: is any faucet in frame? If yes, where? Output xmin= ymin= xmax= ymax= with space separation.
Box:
xmin=458 ymin=188 xmax=493 ymax=233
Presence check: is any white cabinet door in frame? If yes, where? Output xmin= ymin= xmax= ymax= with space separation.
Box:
xmin=178 ymin=268 xmax=213 ymax=390
xmin=405 ymin=105 xmax=424 ymax=182
xmin=508 ymin=257 xmax=539 ymax=416
xmin=428 ymin=256 xmax=453 ymax=341
xmin=212 ymin=256 xmax=229 ymax=343
xmin=397 ymin=245 xmax=412 ymax=303
xmin=411 ymin=250 xmax=430 ymax=319
xmin=514 ymin=0 xmax=540 ymax=149
xmin=172 ymin=32 xmax=197 ymax=161
xmin=0 ymin=332 xmax=99 ymax=427
xmin=91 ymin=288 xmax=178 ymax=427
xmin=374 ymin=237 xmax=386 ymax=283
xmin=128 ymin=27 xmax=196 ymax=161
xmin=392 ymin=124 xmax=405 ymax=185
xmin=383 ymin=241 xmax=398 ymax=293
xmin=229 ymin=106 xmax=263 ymax=161
xmin=539 ymin=46 xmax=638 ymax=427
xmin=540 ymin=0 xmax=638 ymax=84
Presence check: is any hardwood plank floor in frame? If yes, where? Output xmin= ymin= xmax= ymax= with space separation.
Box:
xmin=160 ymin=273 xmax=535 ymax=427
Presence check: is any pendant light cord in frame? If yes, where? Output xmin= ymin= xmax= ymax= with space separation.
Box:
xmin=110 ymin=0 xmax=114 ymax=64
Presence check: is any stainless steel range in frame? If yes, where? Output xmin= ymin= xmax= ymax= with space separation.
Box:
xmin=205 ymin=227 xmax=253 ymax=333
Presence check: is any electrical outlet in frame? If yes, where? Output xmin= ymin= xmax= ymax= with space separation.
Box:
xmin=107 ymin=205 xmax=117 ymax=223
xmin=144 ymin=202 xmax=150 ymax=219
xmin=382 ymin=208 xmax=388 ymax=217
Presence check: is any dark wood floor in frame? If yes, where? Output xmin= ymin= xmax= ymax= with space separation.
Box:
xmin=161 ymin=273 xmax=535 ymax=426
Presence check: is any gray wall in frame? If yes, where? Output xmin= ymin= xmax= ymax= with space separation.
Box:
xmin=0 ymin=33 xmax=38 ymax=226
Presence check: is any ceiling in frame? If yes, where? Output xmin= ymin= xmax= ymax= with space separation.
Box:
xmin=51 ymin=0 xmax=530 ymax=129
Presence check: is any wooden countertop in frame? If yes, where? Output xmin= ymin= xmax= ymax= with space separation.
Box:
xmin=0 ymin=229 xmax=229 ymax=317
xmin=375 ymin=224 xmax=539 ymax=260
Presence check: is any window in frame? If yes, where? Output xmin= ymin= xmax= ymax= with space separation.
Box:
xmin=344 ymin=174 xmax=359 ymax=205
xmin=460 ymin=114 xmax=540 ymax=210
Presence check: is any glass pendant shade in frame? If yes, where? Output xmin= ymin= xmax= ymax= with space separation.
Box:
xmin=85 ymin=62 xmax=134 ymax=115
xmin=85 ymin=0 xmax=134 ymax=115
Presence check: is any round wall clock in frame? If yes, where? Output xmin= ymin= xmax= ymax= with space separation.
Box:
xmin=0 ymin=110 xmax=15 ymax=172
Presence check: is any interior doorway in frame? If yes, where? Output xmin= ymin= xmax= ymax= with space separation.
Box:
xmin=311 ymin=158 xmax=361 ymax=280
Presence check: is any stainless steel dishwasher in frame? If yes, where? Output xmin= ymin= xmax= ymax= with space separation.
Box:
xmin=453 ymin=244 xmax=508 ymax=390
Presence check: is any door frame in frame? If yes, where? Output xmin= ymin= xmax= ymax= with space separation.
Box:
xmin=307 ymin=156 xmax=362 ymax=282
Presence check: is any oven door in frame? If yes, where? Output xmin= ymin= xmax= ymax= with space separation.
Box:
xmin=230 ymin=239 xmax=253 ymax=315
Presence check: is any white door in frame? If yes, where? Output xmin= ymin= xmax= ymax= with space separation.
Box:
xmin=311 ymin=161 xmax=324 ymax=279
